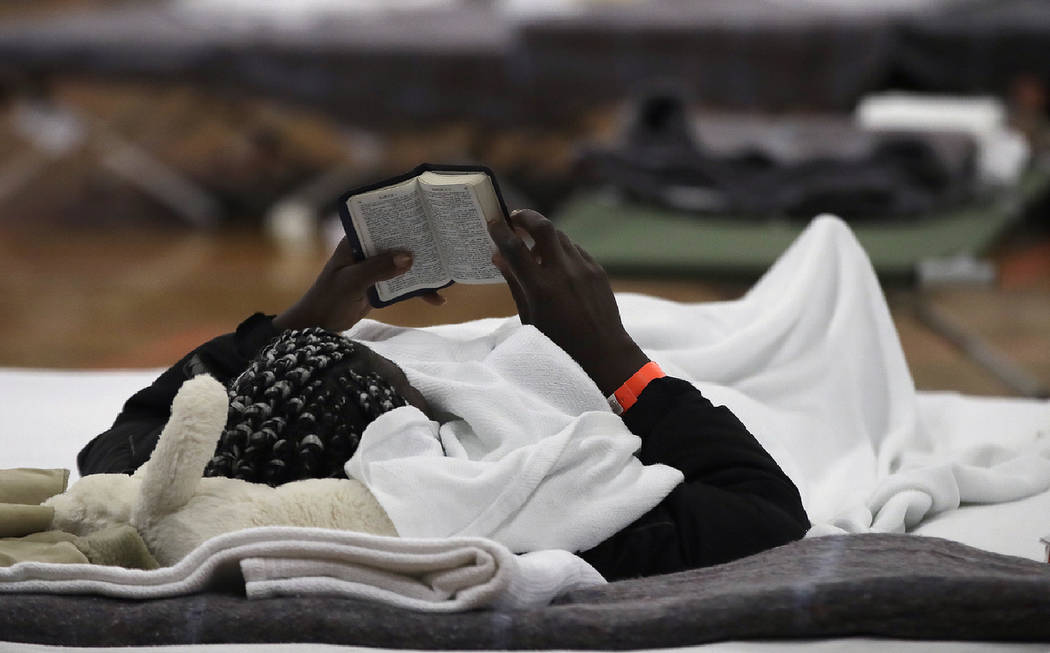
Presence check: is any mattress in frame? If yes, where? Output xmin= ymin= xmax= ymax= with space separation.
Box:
xmin=2 ymin=530 xmax=1050 ymax=648
xmin=5 ymin=218 xmax=1050 ymax=649
xmin=4 ymin=365 xmax=1049 ymax=558
xmin=2 ymin=366 xmax=1050 ymax=651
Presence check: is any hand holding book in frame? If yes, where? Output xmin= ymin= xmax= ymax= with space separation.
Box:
xmin=275 ymin=163 xmax=504 ymax=331
xmin=487 ymin=209 xmax=649 ymax=397
xmin=282 ymin=163 xmax=648 ymax=396
xmin=273 ymin=238 xmax=444 ymax=333
xmin=339 ymin=164 xmax=511 ymax=308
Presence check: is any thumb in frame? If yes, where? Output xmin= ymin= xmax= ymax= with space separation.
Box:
xmin=345 ymin=251 xmax=413 ymax=287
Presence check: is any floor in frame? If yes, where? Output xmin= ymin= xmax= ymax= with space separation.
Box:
xmin=2 ymin=223 xmax=1047 ymax=398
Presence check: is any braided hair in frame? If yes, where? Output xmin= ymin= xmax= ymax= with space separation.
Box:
xmin=204 ymin=327 xmax=408 ymax=486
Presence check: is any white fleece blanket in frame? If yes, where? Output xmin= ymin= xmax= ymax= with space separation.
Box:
xmin=0 ymin=526 xmax=604 ymax=612
xmin=347 ymin=215 xmax=1050 ymax=542
xmin=345 ymin=323 xmax=684 ymax=554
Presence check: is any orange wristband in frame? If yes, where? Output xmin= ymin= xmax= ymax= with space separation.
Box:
xmin=607 ymin=361 xmax=665 ymax=415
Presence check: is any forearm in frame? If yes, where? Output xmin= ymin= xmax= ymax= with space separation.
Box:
xmin=77 ymin=313 xmax=281 ymax=476
xmin=581 ymin=377 xmax=810 ymax=580
xmin=625 ymin=378 xmax=805 ymax=505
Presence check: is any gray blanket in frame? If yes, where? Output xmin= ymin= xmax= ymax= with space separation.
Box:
xmin=2 ymin=534 xmax=1049 ymax=648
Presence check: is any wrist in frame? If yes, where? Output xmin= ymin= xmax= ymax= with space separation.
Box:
xmin=273 ymin=309 xmax=301 ymax=331
xmin=606 ymin=361 xmax=665 ymax=415
xmin=234 ymin=313 xmax=283 ymax=360
xmin=583 ymin=340 xmax=650 ymax=397
xmin=273 ymin=302 xmax=321 ymax=331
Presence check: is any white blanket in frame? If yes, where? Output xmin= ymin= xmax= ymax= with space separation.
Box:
xmin=348 ymin=215 xmax=1050 ymax=541
xmin=345 ymin=323 xmax=684 ymax=554
xmin=0 ymin=526 xmax=604 ymax=612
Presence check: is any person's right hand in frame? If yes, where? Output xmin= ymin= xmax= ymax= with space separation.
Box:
xmin=487 ymin=209 xmax=649 ymax=396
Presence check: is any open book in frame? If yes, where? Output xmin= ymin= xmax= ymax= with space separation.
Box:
xmin=338 ymin=164 xmax=510 ymax=307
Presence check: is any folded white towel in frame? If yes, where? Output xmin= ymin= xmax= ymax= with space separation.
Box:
xmin=0 ymin=526 xmax=604 ymax=612
xmin=242 ymin=541 xmax=604 ymax=612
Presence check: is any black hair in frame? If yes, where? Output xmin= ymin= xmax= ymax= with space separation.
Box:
xmin=203 ymin=327 xmax=407 ymax=486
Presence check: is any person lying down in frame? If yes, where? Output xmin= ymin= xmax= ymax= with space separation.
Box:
xmin=77 ymin=209 xmax=810 ymax=581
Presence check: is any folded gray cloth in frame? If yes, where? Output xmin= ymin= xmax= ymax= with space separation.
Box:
xmin=1 ymin=533 xmax=1049 ymax=647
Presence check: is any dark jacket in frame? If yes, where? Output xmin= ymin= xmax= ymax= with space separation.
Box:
xmin=77 ymin=314 xmax=809 ymax=580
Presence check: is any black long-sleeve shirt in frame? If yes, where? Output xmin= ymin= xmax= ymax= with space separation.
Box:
xmin=77 ymin=314 xmax=809 ymax=580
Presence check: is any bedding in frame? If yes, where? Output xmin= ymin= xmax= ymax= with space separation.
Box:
xmin=348 ymin=216 xmax=1050 ymax=540
xmin=0 ymin=526 xmax=602 ymax=612
xmin=2 ymin=534 xmax=1050 ymax=647
xmin=343 ymin=320 xmax=683 ymax=553
xmin=1 ymin=215 xmax=1049 ymax=649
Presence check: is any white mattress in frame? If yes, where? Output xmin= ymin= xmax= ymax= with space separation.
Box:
xmin=2 ymin=366 xmax=1048 ymax=653
xmin=3 ymin=367 xmax=161 ymax=481
xmin=7 ymin=369 xmax=1049 ymax=564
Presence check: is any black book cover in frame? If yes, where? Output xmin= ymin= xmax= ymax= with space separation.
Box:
xmin=338 ymin=163 xmax=510 ymax=308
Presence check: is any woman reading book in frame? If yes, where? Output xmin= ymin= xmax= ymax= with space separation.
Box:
xmin=77 ymin=209 xmax=809 ymax=580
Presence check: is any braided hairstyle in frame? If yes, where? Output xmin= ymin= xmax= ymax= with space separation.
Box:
xmin=203 ymin=327 xmax=408 ymax=486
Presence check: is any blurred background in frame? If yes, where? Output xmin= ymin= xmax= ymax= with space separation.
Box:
xmin=0 ymin=0 xmax=1047 ymax=397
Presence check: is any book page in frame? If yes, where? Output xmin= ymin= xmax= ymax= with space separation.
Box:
xmin=418 ymin=172 xmax=503 ymax=284
xmin=347 ymin=178 xmax=449 ymax=302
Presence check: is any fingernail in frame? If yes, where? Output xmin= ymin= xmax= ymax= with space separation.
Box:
xmin=394 ymin=253 xmax=412 ymax=269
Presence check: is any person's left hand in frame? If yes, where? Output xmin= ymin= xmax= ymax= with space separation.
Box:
xmin=487 ymin=209 xmax=648 ymax=396
xmin=274 ymin=237 xmax=444 ymax=332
